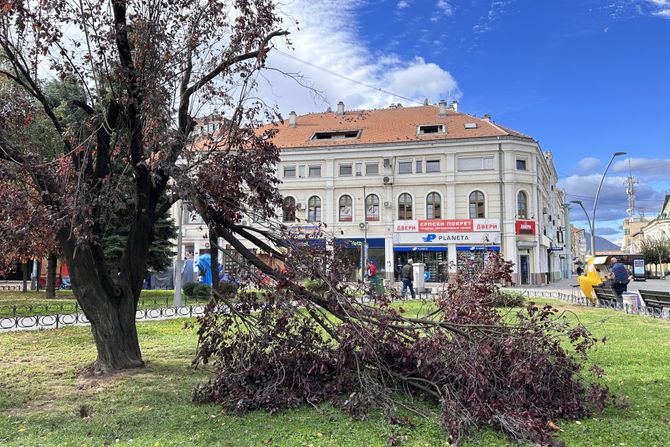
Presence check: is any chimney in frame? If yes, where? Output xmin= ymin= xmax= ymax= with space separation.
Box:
xmin=288 ymin=111 xmax=297 ymax=128
xmin=450 ymin=100 xmax=459 ymax=113
xmin=336 ymin=101 xmax=345 ymax=115
xmin=482 ymin=113 xmax=492 ymax=122
xmin=438 ymin=99 xmax=447 ymax=117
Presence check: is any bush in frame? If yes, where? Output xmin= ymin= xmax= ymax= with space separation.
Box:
xmin=219 ymin=281 xmax=238 ymax=297
xmin=492 ymin=290 xmax=526 ymax=307
xmin=183 ymin=282 xmax=211 ymax=299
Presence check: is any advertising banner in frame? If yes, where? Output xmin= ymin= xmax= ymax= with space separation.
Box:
xmin=394 ymin=232 xmax=500 ymax=244
xmin=515 ymin=220 xmax=536 ymax=235
xmin=394 ymin=219 xmax=500 ymax=233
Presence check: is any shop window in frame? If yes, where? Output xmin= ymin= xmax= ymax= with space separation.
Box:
xmin=282 ymin=196 xmax=296 ymax=222
xmin=366 ymin=194 xmax=380 ymax=221
xmin=426 ymin=192 xmax=441 ymax=219
xmin=469 ymin=191 xmax=485 ymax=218
xmin=307 ymin=196 xmax=321 ymax=222
xmin=517 ymin=191 xmax=528 ymax=219
xmin=398 ymin=193 xmax=413 ymax=220
xmin=339 ymin=195 xmax=353 ymax=222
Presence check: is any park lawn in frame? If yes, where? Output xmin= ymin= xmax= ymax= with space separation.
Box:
xmin=0 ymin=299 xmax=669 ymax=446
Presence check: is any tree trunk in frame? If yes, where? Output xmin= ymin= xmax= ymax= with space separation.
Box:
xmin=46 ymin=253 xmax=57 ymax=298
xmin=209 ymin=228 xmax=220 ymax=292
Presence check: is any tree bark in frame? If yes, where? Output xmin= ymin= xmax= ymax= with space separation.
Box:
xmin=59 ymin=234 xmax=145 ymax=374
xmin=46 ymin=253 xmax=57 ymax=298
xmin=21 ymin=261 xmax=28 ymax=292
xmin=209 ymin=228 xmax=220 ymax=292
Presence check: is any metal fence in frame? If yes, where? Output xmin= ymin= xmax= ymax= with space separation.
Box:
xmin=0 ymin=296 xmax=208 ymax=319
xmin=0 ymin=304 xmax=208 ymax=331
xmin=506 ymin=288 xmax=670 ymax=320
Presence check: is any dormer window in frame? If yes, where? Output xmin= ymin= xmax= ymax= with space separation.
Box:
xmin=417 ymin=124 xmax=446 ymax=135
xmin=311 ymin=130 xmax=361 ymax=140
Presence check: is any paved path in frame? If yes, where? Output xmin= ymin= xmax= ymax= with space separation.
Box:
xmin=503 ymin=277 xmax=670 ymax=296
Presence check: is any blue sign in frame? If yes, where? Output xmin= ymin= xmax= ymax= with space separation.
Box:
xmin=336 ymin=238 xmax=385 ymax=249
xmin=422 ymin=234 xmax=437 ymax=242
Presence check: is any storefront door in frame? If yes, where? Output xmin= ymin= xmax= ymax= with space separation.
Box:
xmin=519 ymin=255 xmax=530 ymax=285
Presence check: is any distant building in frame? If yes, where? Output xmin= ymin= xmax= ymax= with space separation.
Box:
xmin=641 ymin=195 xmax=670 ymax=244
xmin=174 ymin=101 xmax=570 ymax=285
xmin=621 ymin=216 xmax=651 ymax=253
xmin=571 ymin=225 xmax=587 ymax=263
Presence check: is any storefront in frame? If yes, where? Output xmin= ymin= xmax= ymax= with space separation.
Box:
xmin=336 ymin=238 xmax=386 ymax=280
xmin=515 ymin=220 xmax=537 ymax=285
xmin=393 ymin=219 xmax=501 ymax=282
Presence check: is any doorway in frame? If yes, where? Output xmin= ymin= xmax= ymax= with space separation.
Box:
xmin=519 ymin=255 xmax=530 ymax=285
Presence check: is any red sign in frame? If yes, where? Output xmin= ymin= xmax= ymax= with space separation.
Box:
xmin=418 ymin=219 xmax=473 ymax=232
xmin=516 ymin=220 xmax=536 ymax=235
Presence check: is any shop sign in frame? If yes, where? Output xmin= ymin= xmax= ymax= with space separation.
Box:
xmin=394 ymin=219 xmax=500 ymax=233
xmin=394 ymin=232 xmax=500 ymax=244
xmin=515 ymin=220 xmax=536 ymax=235
xmin=288 ymin=225 xmax=321 ymax=237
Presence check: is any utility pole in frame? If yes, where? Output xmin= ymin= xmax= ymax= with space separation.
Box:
xmin=173 ymin=202 xmax=184 ymax=307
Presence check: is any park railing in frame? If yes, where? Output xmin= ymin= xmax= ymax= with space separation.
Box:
xmin=0 ymin=303 xmax=209 ymax=331
xmin=505 ymin=288 xmax=670 ymax=320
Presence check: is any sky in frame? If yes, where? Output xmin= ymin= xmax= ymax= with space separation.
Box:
xmin=258 ymin=0 xmax=670 ymax=246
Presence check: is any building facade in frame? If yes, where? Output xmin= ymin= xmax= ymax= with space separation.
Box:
xmin=621 ymin=217 xmax=651 ymax=253
xmin=176 ymin=101 xmax=569 ymax=285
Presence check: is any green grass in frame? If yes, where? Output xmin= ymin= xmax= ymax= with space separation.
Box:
xmin=1 ymin=298 xmax=669 ymax=446
xmin=0 ymin=290 xmax=209 ymax=318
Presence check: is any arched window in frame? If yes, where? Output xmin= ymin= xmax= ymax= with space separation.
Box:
xmin=339 ymin=195 xmax=353 ymax=222
xmin=469 ymin=191 xmax=485 ymax=218
xmin=517 ymin=191 xmax=528 ymax=219
xmin=398 ymin=193 xmax=413 ymax=220
xmin=365 ymin=194 xmax=380 ymax=221
xmin=282 ymin=196 xmax=296 ymax=222
xmin=307 ymin=196 xmax=321 ymax=222
xmin=426 ymin=192 xmax=441 ymax=220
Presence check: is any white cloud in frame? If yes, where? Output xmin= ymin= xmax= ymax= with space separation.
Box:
xmin=575 ymin=157 xmax=602 ymax=174
xmin=611 ymin=157 xmax=670 ymax=180
xmin=397 ymin=0 xmax=411 ymax=9
xmin=261 ymin=0 xmax=460 ymax=114
xmin=436 ymin=0 xmax=453 ymax=16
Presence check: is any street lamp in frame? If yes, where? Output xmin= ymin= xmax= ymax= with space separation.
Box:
xmin=570 ymin=200 xmax=593 ymax=256
xmin=590 ymin=151 xmax=626 ymax=256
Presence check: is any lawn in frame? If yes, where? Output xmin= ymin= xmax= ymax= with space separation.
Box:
xmin=0 ymin=290 xmax=209 ymax=318
xmin=1 ymin=298 xmax=669 ymax=446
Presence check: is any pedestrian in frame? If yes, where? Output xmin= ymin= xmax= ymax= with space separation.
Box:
xmin=366 ymin=260 xmax=378 ymax=299
xmin=395 ymin=258 xmax=403 ymax=281
xmin=576 ymin=265 xmax=583 ymax=276
xmin=401 ymin=259 xmax=416 ymax=300
xmin=609 ymin=257 xmax=632 ymax=301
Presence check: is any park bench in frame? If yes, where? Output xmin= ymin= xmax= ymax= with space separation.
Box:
xmin=638 ymin=290 xmax=670 ymax=316
xmin=592 ymin=284 xmax=619 ymax=308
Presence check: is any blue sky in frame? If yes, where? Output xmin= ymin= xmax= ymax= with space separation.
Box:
xmin=262 ymin=0 xmax=670 ymax=245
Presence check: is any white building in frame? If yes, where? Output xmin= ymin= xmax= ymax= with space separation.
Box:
xmin=177 ymin=101 xmax=570 ymax=285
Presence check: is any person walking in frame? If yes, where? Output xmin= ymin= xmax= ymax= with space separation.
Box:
xmin=401 ymin=259 xmax=415 ymax=300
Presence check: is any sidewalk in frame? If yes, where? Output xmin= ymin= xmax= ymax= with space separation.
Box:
xmin=504 ymin=277 xmax=670 ymax=294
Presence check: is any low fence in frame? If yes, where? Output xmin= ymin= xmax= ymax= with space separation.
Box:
xmin=507 ymin=288 xmax=670 ymax=320
xmin=0 ymin=296 xmax=208 ymax=319
xmin=0 ymin=304 xmax=208 ymax=331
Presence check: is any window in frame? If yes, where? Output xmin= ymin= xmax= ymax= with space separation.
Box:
xmin=516 ymin=159 xmax=527 ymax=170
xmin=517 ymin=191 xmax=528 ymax=219
xmin=426 ymin=159 xmax=440 ymax=173
xmin=417 ymin=124 xmax=446 ymax=134
xmin=283 ymin=165 xmax=296 ymax=178
xmin=298 ymin=165 xmax=305 ymax=178
xmin=458 ymin=156 xmax=494 ymax=171
xmin=339 ymin=163 xmax=352 ymax=176
xmin=398 ymin=193 xmax=413 ymax=220
xmin=398 ymin=161 xmax=412 ymax=174
xmin=339 ymin=195 xmax=353 ymax=222
xmin=469 ymin=191 xmax=485 ymax=218
xmin=365 ymin=162 xmax=379 ymax=175
xmin=464 ymin=123 xmax=478 ymax=129
xmin=282 ymin=197 xmax=296 ymax=222
xmin=426 ymin=192 xmax=441 ymax=219
xmin=366 ymin=194 xmax=380 ymax=221
xmin=308 ymin=165 xmax=321 ymax=177
xmin=355 ymin=162 xmax=363 ymax=176
xmin=311 ymin=130 xmax=360 ymax=140
xmin=307 ymin=196 xmax=321 ymax=222
xmin=415 ymin=160 xmax=423 ymax=173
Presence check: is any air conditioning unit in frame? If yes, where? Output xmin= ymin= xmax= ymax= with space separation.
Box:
xmin=358 ymin=222 xmax=368 ymax=230
xmin=296 ymin=202 xmax=304 ymax=210
xmin=383 ymin=158 xmax=392 ymax=168
xmin=383 ymin=176 xmax=393 ymax=185
xmin=384 ymin=201 xmax=392 ymax=208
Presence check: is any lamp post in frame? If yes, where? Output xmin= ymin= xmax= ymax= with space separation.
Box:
xmin=590 ymin=151 xmax=626 ymax=256
xmin=570 ymin=200 xmax=593 ymax=257
xmin=173 ymin=201 xmax=185 ymax=307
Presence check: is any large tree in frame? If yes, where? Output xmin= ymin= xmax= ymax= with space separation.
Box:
xmin=0 ymin=0 xmax=288 ymax=373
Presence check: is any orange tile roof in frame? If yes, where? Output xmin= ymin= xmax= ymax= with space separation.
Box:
xmin=262 ymin=105 xmax=533 ymax=149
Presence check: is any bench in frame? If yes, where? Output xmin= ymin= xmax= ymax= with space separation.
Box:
xmin=592 ymin=284 xmax=619 ymax=307
xmin=638 ymin=290 xmax=670 ymax=316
